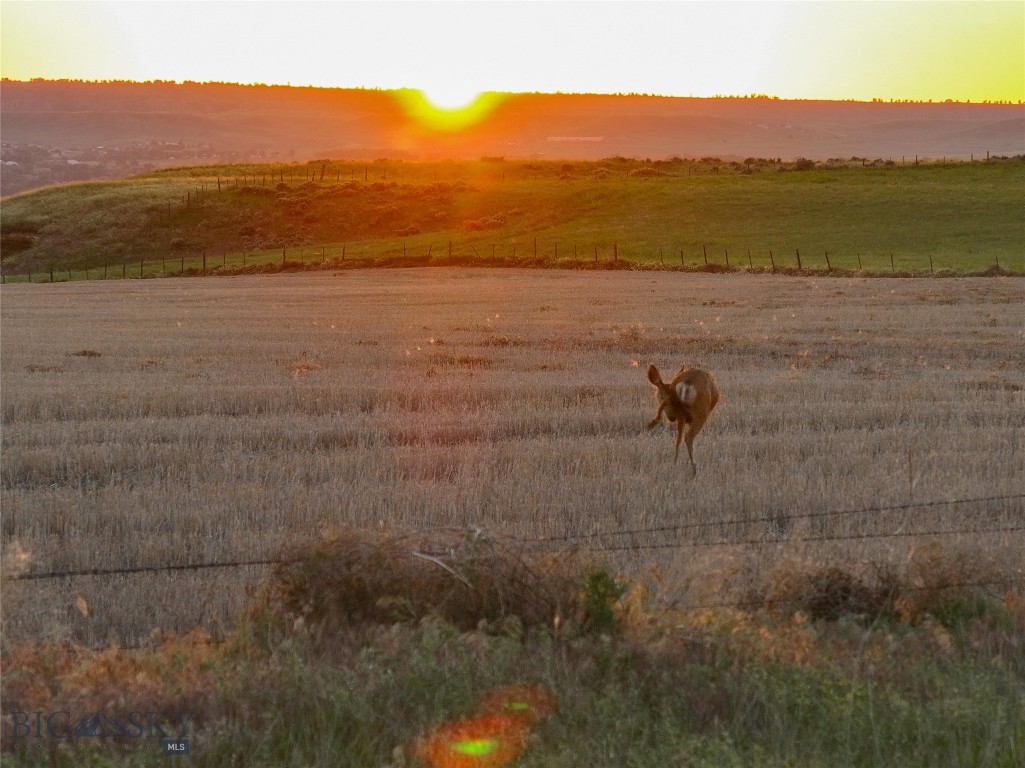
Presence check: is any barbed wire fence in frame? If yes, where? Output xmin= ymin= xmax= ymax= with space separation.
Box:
xmin=9 ymin=491 xmax=1023 ymax=583
xmin=4 ymin=490 xmax=1023 ymax=650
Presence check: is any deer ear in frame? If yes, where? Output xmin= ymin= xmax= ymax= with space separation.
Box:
xmin=647 ymin=365 xmax=662 ymax=386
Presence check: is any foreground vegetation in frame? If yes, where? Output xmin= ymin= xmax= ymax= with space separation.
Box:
xmin=2 ymin=157 xmax=1023 ymax=278
xmin=3 ymin=528 xmax=1024 ymax=767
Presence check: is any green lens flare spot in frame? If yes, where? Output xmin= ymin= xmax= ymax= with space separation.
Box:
xmin=452 ymin=738 xmax=500 ymax=756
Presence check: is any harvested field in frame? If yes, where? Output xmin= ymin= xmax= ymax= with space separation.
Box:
xmin=2 ymin=269 xmax=1023 ymax=646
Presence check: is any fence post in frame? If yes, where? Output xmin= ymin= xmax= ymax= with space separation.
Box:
xmin=857 ymin=253 xmax=862 ymax=271
xmin=747 ymin=249 xmax=753 ymax=269
xmin=139 ymin=259 xmax=144 ymax=279
xmin=724 ymin=248 xmax=729 ymax=267
xmin=795 ymin=249 xmax=802 ymax=270
xmin=890 ymin=253 xmax=895 ymax=273
xmin=824 ymin=251 xmax=831 ymax=271
xmin=929 ymin=255 xmax=934 ymax=274
xmin=702 ymin=244 xmax=708 ymax=266
xmin=769 ymin=250 xmax=775 ymax=273
xmin=613 ymin=243 xmax=618 ymax=262
xmin=680 ymin=248 xmax=684 ymax=266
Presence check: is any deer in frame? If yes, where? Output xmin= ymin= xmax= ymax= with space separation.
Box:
xmin=646 ymin=363 xmax=720 ymax=474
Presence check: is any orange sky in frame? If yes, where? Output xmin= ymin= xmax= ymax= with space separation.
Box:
xmin=2 ymin=1 xmax=1023 ymax=105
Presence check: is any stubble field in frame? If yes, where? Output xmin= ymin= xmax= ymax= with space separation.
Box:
xmin=2 ymin=269 xmax=1023 ymax=647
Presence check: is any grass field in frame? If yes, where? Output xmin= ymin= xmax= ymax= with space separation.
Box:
xmin=2 ymin=157 xmax=1024 ymax=278
xmin=2 ymin=269 xmax=1022 ymax=644
xmin=2 ymin=269 xmax=1024 ymax=766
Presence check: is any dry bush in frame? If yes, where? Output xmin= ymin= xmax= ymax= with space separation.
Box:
xmin=268 ymin=528 xmax=587 ymax=635
xmin=750 ymin=541 xmax=1024 ymax=624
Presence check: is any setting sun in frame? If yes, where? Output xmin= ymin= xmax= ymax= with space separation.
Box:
xmin=420 ymin=84 xmax=483 ymax=112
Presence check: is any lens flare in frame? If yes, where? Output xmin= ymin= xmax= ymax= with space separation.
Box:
xmin=411 ymin=684 xmax=554 ymax=767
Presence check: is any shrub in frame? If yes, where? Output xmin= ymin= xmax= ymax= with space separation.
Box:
xmin=269 ymin=528 xmax=591 ymax=636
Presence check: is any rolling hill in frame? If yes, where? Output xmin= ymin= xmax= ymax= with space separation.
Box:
xmin=2 ymin=79 xmax=1022 ymax=196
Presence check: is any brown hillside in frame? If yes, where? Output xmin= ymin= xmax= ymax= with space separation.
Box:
xmin=2 ymin=80 xmax=1022 ymax=195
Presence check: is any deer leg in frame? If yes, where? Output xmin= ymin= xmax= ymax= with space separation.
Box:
xmin=648 ymin=402 xmax=667 ymax=429
xmin=674 ymin=419 xmax=685 ymax=463
xmin=685 ymin=406 xmax=710 ymax=475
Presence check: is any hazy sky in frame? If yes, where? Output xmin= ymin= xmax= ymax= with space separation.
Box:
xmin=2 ymin=1 xmax=1022 ymax=105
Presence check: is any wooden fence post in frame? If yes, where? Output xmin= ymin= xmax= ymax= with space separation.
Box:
xmin=824 ymin=251 xmax=831 ymax=271
xmin=769 ymin=250 xmax=775 ymax=273
xmin=702 ymin=244 xmax=708 ymax=265
xmin=795 ymin=249 xmax=802 ymax=270
xmin=890 ymin=253 xmax=895 ymax=272
xmin=724 ymin=248 xmax=729 ymax=267
xmin=747 ymin=249 xmax=753 ymax=269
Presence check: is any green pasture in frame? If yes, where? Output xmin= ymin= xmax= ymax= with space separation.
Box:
xmin=2 ymin=158 xmax=1023 ymax=279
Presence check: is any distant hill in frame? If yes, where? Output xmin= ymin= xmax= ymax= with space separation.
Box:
xmin=2 ymin=79 xmax=1022 ymax=195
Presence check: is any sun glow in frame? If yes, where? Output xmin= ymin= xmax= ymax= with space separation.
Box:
xmin=396 ymin=89 xmax=506 ymax=132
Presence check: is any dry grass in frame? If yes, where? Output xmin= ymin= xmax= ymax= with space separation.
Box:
xmin=2 ymin=269 xmax=1023 ymax=646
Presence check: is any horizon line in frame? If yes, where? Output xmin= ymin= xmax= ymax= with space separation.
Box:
xmin=3 ymin=78 xmax=1023 ymax=106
